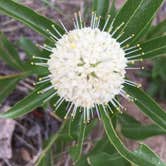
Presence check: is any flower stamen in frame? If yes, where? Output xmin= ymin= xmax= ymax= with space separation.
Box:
xmin=33 ymin=12 xmax=146 ymax=122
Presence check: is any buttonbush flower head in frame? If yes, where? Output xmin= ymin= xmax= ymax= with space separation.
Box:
xmin=33 ymin=12 xmax=144 ymax=122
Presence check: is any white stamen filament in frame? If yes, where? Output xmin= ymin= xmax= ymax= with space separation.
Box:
xmin=102 ymin=15 xmax=111 ymax=31
xmin=111 ymin=22 xmax=125 ymax=36
xmin=43 ymin=92 xmax=57 ymax=103
xmin=32 ymin=12 xmax=145 ymax=121
xmin=120 ymin=34 xmax=135 ymax=45
xmin=52 ymin=24 xmax=63 ymax=37
xmin=58 ymin=19 xmax=68 ymax=33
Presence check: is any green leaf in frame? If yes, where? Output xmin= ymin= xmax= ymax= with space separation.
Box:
xmin=70 ymin=117 xmax=87 ymax=163
xmin=87 ymin=152 xmax=130 ymax=166
xmin=22 ymin=62 xmax=49 ymax=76
xmin=101 ymin=110 xmax=166 ymax=166
xmin=90 ymin=138 xmax=116 ymax=155
xmin=88 ymin=138 xmax=129 ymax=166
xmin=92 ymin=0 xmax=110 ymax=17
xmin=133 ymin=144 xmax=166 ymax=166
xmin=0 ymin=33 xmax=23 ymax=70
xmin=113 ymin=0 xmax=142 ymax=30
xmin=141 ymin=36 xmax=166 ymax=59
xmin=0 ymin=74 xmax=21 ymax=104
xmin=124 ymin=85 xmax=166 ymax=131
xmin=19 ymin=37 xmax=41 ymax=58
xmin=0 ymin=34 xmax=48 ymax=76
xmin=147 ymin=20 xmax=166 ymax=38
xmin=130 ymin=35 xmax=166 ymax=60
xmin=152 ymin=56 xmax=166 ymax=79
xmin=118 ymin=114 xmax=166 ymax=140
xmin=109 ymin=0 xmax=117 ymax=19
xmin=114 ymin=0 xmax=163 ymax=44
xmin=0 ymin=84 xmax=54 ymax=118
xmin=0 ymin=0 xmax=64 ymax=40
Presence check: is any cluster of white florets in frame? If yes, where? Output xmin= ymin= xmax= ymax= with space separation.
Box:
xmin=48 ymin=27 xmax=127 ymax=108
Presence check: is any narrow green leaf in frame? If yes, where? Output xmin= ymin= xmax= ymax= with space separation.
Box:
xmin=90 ymin=138 xmax=116 ymax=156
xmin=0 ymin=75 xmax=21 ymax=104
xmin=92 ymin=0 xmax=110 ymax=17
xmin=138 ymin=35 xmax=166 ymax=59
xmin=133 ymin=144 xmax=166 ymax=166
xmin=0 ymin=35 xmax=48 ymax=76
xmin=137 ymin=20 xmax=153 ymax=41
xmin=88 ymin=152 xmax=130 ymax=166
xmin=22 ymin=62 xmax=49 ymax=76
xmin=124 ymin=85 xmax=166 ymax=131
xmin=0 ymin=84 xmax=54 ymax=118
xmin=0 ymin=34 xmax=23 ymax=70
xmin=147 ymin=20 xmax=166 ymax=38
xmin=70 ymin=117 xmax=87 ymax=163
xmin=101 ymin=110 xmax=166 ymax=166
xmin=152 ymin=56 xmax=166 ymax=79
xmin=0 ymin=0 xmax=64 ymax=40
xmin=109 ymin=0 xmax=117 ymax=19
xmin=19 ymin=37 xmax=41 ymax=58
xmin=115 ymin=0 xmax=163 ymax=44
xmin=118 ymin=114 xmax=166 ymax=140
xmin=113 ymin=0 xmax=142 ymax=29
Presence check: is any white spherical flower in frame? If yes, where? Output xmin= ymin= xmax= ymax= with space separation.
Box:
xmin=48 ymin=28 xmax=127 ymax=108
xmin=33 ymin=12 xmax=144 ymax=122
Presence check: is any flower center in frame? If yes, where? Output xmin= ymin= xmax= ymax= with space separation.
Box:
xmin=48 ymin=27 xmax=127 ymax=108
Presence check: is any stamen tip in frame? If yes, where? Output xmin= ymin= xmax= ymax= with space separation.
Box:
xmin=137 ymin=84 xmax=142 ymax=88
xmin=131 ymin=60 xmax=135 ymax=64
xmin=126 ymin=44 xmax=130 ymax=48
